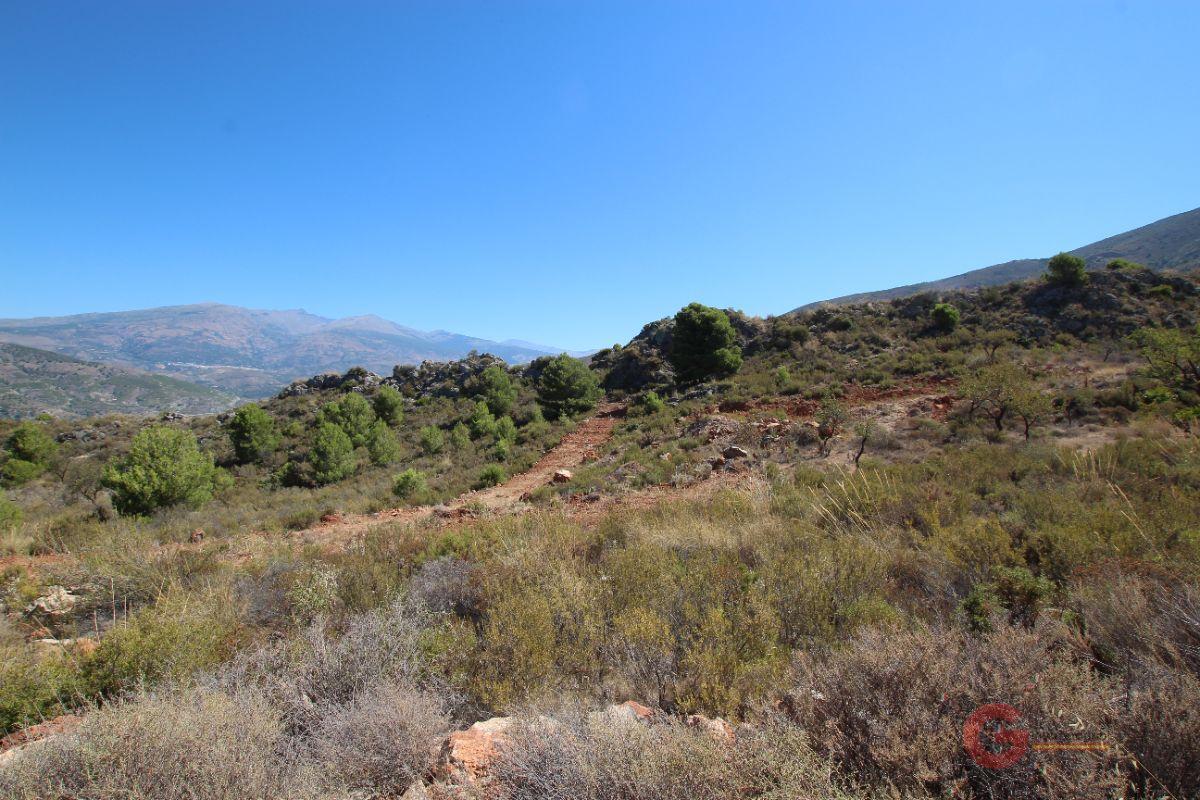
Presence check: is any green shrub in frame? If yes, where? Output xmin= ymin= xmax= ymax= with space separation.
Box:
xmin=669 ymin=303 xmax=742 ymax=383
xmin=495 ymin=415 xmax=517 ymax=444
xmin=372 ymin=386 xmax=405 ymax=426
xmin=1 ymin=458 xmax=44 ymax=487
xmin=366 ymin=420 xmax=401 ymax=466
xmin=930 ymin=302 xmax=960 ymax=332
xmin=536 ymin=354 xmax=602 ymax=419
xmin=392 ymin=469 xmax=427 ymax=499
xmin=637 ymin=390 xmax=666 ymax=414
xmin=473 ymin=365 xmax=518 ymax=416
xmin=1149 ymin=283 xmax=1176 ymax=298
xmin=102 ymin=426 xmax=218 ymax=515
xmin=476 ymin=464 xmax=507 ymax=488
xmin=0 ymin=490 xmax=21 ymax=529
xmin=468 ymin=400 xmax=498 ymax=439
xmin=1046 ymin=251 xmax=1087 ymax=286
xmin=419 ymin=425 xmax=445 ymax=455
xmin=311 ymin=423 xmax=357 ymax=485
xmin=2 ymin=422 xmax=57 ymax=485
xmin=318 ymin=392 xmax=376 ymax=447
xmin=227 ymin=404 xmax=279 ymax=464
xmin=449 ymin=422 xmax=471 ymax=449
xmin=1107 ymin=258 xmax=1143 ymax=271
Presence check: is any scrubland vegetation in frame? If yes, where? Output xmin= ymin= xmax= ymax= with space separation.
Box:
xmin=1 ymin=262 xmax=1199 ymax=798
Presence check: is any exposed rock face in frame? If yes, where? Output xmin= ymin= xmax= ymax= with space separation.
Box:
xmin=686 ymin=415 xmax=741 ymax=442
xmin=393 ymin=353 xmax=510 ymax=400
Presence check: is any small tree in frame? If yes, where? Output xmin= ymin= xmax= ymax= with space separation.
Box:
xmin=468 ymin=400 xmax=498 ymax=439
xmin=930 ymin=303 xmax=960 ymax=333
xmin=963 ymin=363 xmax=1048 ymax=439
xmin=311 ymin=423 xmax=356 ymax=485
xmin=318 ymin=393 xmax=376 ymax=447
xmin=1046 ymin=252 xmax=1087 ymax=287
xmin=102 ymin=426 xmax=217 ymax=515
xmin=495 ymin=416 xmax=517 ymax=444
xmin=852 ymin=421 xmax=877 ymax=468
xmin=419 ymin=425 xmax=445 ymax=455
xmin=668 ymin=303 xmax=742 ymax=384
xmin=536 ymin=354 xmax=602 ymax=420
xmin=1129 ymin=325 xmax=1200 ymax=396
xmin=2 ymin=422 xmax=58 ymax=485
xmin=227 ymin=404 xmax=279 ymax=464
xmin=372 ymin=386 xmax=405 ymax=427
xmin=366 ymin=420 xmax=401 ymax=466
xmin=473 ymin=365 xmax=518 ymax=417
xmin=815 ymin=395 xmax=847 ymax=456
xmin=449 ymin=422 xmax=471 ymax=450
xmin=392 ymin=468 xmax=426 ymax=499
xmin=477 ymin=464 xmax=507 ymax=488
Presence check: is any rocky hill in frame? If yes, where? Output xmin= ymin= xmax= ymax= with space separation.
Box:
xmin=797 ymin=205 xmax=1200 ymax=309
xmin=0 ymin=304 xmax=568 ymax=398
xmin=0 ymin=343 xmax=236 ymax=419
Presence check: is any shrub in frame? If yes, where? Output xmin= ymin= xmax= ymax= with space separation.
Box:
xmin=962 ymin=362 xmax=1051 ymax=438
xmin=227 ymin=404 xmax=279 ymax=464
xmin=495 ymin=415 xmax=518 ymax=444
xmin=1106 ymin=258 xmax=1144 ymax=271
xmin=450 ymin=422 xmax=471 ymax=449
xmin=372 ymin=385 xmax=405 ymax=426
xmin=669 ymin=303 xmax=743 ymax=383
xmin=365 ymin=420 xmax=401 ymax=466
xmin=493 ymin=708 xmax=854 ymax=800
xmin=637 ymin=390 xmax=666 ymax=415
xmin=102 ymin=426 xmax=218 ymax=515
xmin=1046 ymin=251 xmax=1087 ymax=286
xmin=2 ymin=422 xmax=57 ymax=485
xmin=930 ymin=302 xmax=960 ymax=332
xmin=536 ymin=354 xmax=602 ymax=419
xmin=419 ymin=424 xmax=445 ymax=455
xmin=469 ymin=400 xmax=498 ymax=439
xmin=0 ymin=688 xmax=324 ymax=800
xmin=392 ymin=468 xmax=427 ymax=499
xmin=477 ymin=464 xmax=507 ymax=488
xmin=4 ymin=421 xmax=57 ymax=466
xmin=473 ymin=364 xmax=518 ymax=416
xmin=310 ymin=423 xmax=356 ymax=485
xmin=318 ymin=392 xmax=376 ymax=447
xmin=0 ymin=490 xmax=20 ymax=529
xmin=309 ymin=680 xmax=449 ymax=795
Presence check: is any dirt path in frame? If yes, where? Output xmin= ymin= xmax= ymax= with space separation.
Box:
xmin=289 ymin=402 xmax=625 ymax=549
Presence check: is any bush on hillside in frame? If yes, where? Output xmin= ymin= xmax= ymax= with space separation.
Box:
xmin=101 ymin=426 xmax=218 ymax=515
xmin=669 ymin=303 xmax=743 ymax=384
xmin=392 ymin=469 xmax=427 ymax=499
xmin=536 ymin=354 xmax=602 ymax=419
xmin=227 ymin=404 xmax=279 ymax=464
xmin=1047 ymin=251 xmax=1087 ymax=287
xmin=318 ymin=392 xmax=376 ymax=447
xmin=2 ymin=422 xmax=58 ymax=486
xmin=477 ymin=464 xmax=507 ymax=488
xmin=419 ymin=424 xmax=445 ymax=455
xmin=930 ymin=302 xmax=960 ymax=332
xmin=472 ymin=364 xmax=518 ymax=416
xmin=371 ymin=385 xmax=404 ymax=426
xmin=469 ymin=400 xmax=498 ymax=439
xmin=366 ymin=420 xmax=401 ymax=466
xmin=311 ymin=423 xmax=357 ymax=485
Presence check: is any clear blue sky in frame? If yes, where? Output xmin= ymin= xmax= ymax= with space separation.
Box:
xmin=2 ymin=1 xmax=1198 ymax=350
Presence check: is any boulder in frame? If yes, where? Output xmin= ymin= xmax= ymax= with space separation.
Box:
xmin=24 ymin=587 xmax=78 ymax=619
xmin=686 ymin=713 xmax=735 ymax=741
xmin=551 ymin=469 xmax=573 ymax=484
xmin=721 ymin=445 xmax=750 ymax=460
xmin=437 ymin=716 xmax=513 ymax=786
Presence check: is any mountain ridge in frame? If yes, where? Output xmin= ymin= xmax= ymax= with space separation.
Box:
xmin=794 ymin=205 xmax=1200 ymax=310
xmin=0 ymin=304 xmax=572 ymax=398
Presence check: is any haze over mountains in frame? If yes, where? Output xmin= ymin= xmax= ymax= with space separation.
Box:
xmin=796 ymin=206 xmax=1200 ymax=310
xmin=0 ymin=305 xmax=570 ymax=399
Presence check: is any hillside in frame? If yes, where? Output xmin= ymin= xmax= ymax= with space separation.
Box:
xmin=0 ymin=304 xmax=569 ymax=398
xmin=797 ymin=205 xmax=1200 ymax=309
xmin=2 ymin=268 xmax=1199 ymax=799
xmin=0 ymin=343 xmax=237 ymax=419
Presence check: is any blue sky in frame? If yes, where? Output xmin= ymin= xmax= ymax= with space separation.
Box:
xmin=2 ymin=1 xmax=1198 ymax=350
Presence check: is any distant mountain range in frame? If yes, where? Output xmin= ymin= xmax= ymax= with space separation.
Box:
xmin=795 ymin=206 xmax=1200 ymax=310
xmin=0 ymin=304 xmax=570 ymax=398
xmin=0 ymin=342 xmax=236 ymax=419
